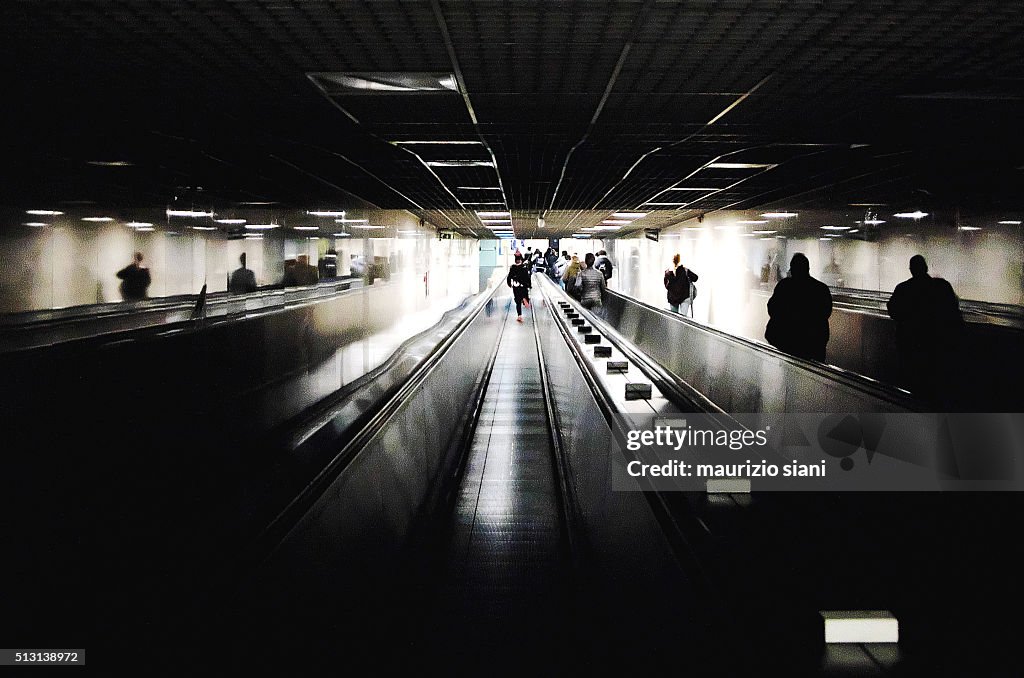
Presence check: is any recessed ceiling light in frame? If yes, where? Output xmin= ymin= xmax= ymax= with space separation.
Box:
xmin=82 ymin=217 xmax=114 ymax=222
xmin=594 ymin=225 xmax=621 ymax=231
xmin=166 ymin=209 xmax=214 ymax=218
xmin=612 ymin=212 xmax=647 ymax=219
xmin=477 ymin=211 xmax=511 ymax=217
xmin=736 ymin=220 xmax=769 ymax=225
xmin=863 ymin=219 xmax=886 ymax=225
xmin=86 ymin=160 xmax=133 ymax=167
xmin=349 ymin=224 xmax=379 ymax=229
xmin=426 ymin=160 xmax=494 ymax=167
xmin=23 ymin=222 xmax=46 ymax=227
xmin=215 ymin=218 xmax=247 ymax=224
xmin=190 ymin=226 xmax=217 ymax=231
xmin=708 ymin=163 xmax=774 ymax=169
xmin=894 ymin=211 xmax=928 ymax=219
xmin=293 ymin=226 xmax=319 ymax=231
xmin=958 ymin=226 xmax=982 ymax=231
xmin=821 ymin=226 xmax=851 ymax=231
xmin=601 ymin=219 xmax=630 ymax=225
xmin=307 ymin=210 xmax=346 ymax=217
xmin=237 ymin=201 xmax=278 ymax=206
xmin=572 ymin=234 xmax=592 ymax=238
xmin=481 ymin=219 xmax=511 ymax=224
xmin=332 ymin=232 xmax=352 ymax=237
xmin=998 ymin=220 xmax=1022 ymax=225
xmin=762 ymin=212 xmax=798 ymax=218
xmin=26 ymin=209 xmax=63 ymax=216
xmin=335 ymin=218 xmax=369 ymax=223
xmin=127 ymin=222 xmax=153 ymax=228
xmin=245 ymin=224 xmax=280 ymax=230
xmin=819 ymin=237 xmax=831 ymax=241
xmin=462 ymin=202 xmax=505 ymax=205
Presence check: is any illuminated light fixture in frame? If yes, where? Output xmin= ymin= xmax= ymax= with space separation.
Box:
xmin=243 ymin=234 xmax=264 ymax=239
xmin=821 ymin=226 xmax=852 ymax=231
xmin=135 ymin=227 xmax=155 ymax=232
xmin=644 ymin=202 xmax=689 ymax=206
xmin=481 ymin=219 xmax=511 ymax=224
xmin=572 ymin=234 xmax=592 ymax=238
xmin=863 ymin=219 xmax=886 ymax=225
xmin=762 ymin=212 xmax=798 ymax=218
xmin=537 ymin=216 xmax=545 ymax=228
xmin=594 ymin=225 xmax=621 ymax=231
xmin=819 ymin=237 xmax=831 ymax=241
xmin=335 ymin=218 xmax=369 ymax=223
xmin=127 ymin=222 xmax=153 ymax=228
xmin=821 ymin=610 xmax=898 ymax=644
xmin=245 ymin=223 xmax=280 ymax=230
xmin=707 ymin=163 xmax=773 ymax=169
xmin=456 ymin=186 xmax=501 ymax=190
xmin=476 ymin=211 xmax=511 ymax=217
xmin=894 ymin=211 xmax=928 ymax=219
xmin=751 ymin=230 xmax=777 ymax=235
xmin=166 ymin=209 xmax=214 ymax=218
xmin=775 ymin=235 xmax=787 ymax=239
xmin=739 ymin=233 xmax=756 ymax=237
xmin=349 ymin=224 xmax=380 ymax=229
xmin=397 ymin=229 xmax=419 ymax=234
xmin=425 ymin=160 xmax=494 ymax=167
xmin=215 ymin=218 xmax=247 ymax=224
xmin=23 ymin=222 xmax=46 ymax=227
xmin=612 ymin=212 xmax=647 ymax=219
xmin=82 ymin=217 xmax=114 ymax=222
xmin=86 ymin=160 xmax=133 ymax=167
xmin=293 ymin=226 xmax=319 ymax=231
xmin=237 ymin=201 xmax=277 ymax=205
xmin=26 ymin=209 xmax=63 ymax=216
xmin=310 ymin=71 xmax=458 ymax=93
xmin=759 ymin=237 xmax=774 ymax=241
xmin=307 ymin=210 xmax=346 ymax=217
xmin=190 ymin=226 xmax=217 ymax=231
xmin=392 ymin=140 xmax=483 ymax=145
xmin=332 ymin=232 xmax=352 ymax=237
xmin=958 ymin=226 xmax=982 ymax=231
xmin=601 ymin=219 xmax=630 ymax=225
xmin=736 ymin=220 xmax=769 ymax=225
xmin=998 ymin=220 xmax=1022 ymax=225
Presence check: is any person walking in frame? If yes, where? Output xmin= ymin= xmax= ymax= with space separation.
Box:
xmin=228 ymin=253 xmax=257 ymax=293
xmin=117 ymin=251 xmax=151 ymax=301
xmin=576 ymin=253 xmax=607 ymax=310
xmin=663 ymin=254 xmax=698 ymax=315
xmin=506 ymin=252 xmax=532 ymax=323
xmin=764 ymin=253 xmax=832 ymax=361
xmin=562 ymin=254 xmax=582 ymax=299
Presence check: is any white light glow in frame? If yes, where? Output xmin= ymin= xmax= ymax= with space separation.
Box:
xmin=349 ymin=225 xmax=380 ymax=229
xmin=215 ymin=218 xmax=247 ymax=224
xmin=190 ymin=226 xmax=217 ymax=231
xmin=736 ymin=220 xmax=769 ymax=225
xmin=332 ymin=232 xmax=352 ymax=237
xmin=821 ymin=611 xmax=898 ymax=644
xmin=821 ymin=226 xmax=851 ymax=231
xmin=959 ymin=226 xmax=982 ymax=231
xmin=87 ymin=160 xmax=133 ymax=167
xmin=612 ymin=212 xmax=647 ymax=219
xmin=572 ymin=234 xmax=592 ymax=238
xmin=683 ymin=227 xmax=705 ymax=231
xmin=243 ymin=234 xmax=264 ymax=239
xmin=894 ymin=211 xmax=928 ymax=219
xmin=26 ymin=210 xmax=63 ymax=216
xmin=23 ymin=222 xmax=46 ymax=227
xmin=751 ymin=230 xmax=777 ymax=235
xmin=82 ymin=217 xmax=114 ymax=222
xmin=708 ymin=163 xmax=773 ymax=169
xmin=594 ymin=226 xmax=621 ymax=231
xmin=998 ymin=220 xmax=1022 ymax=225
xmin=863 ymin=219 xmax=886 ymax=225
xmin=476 ymin=211 xmax=511 ymax=217
xmin=166 ymin=209 xmax=214 ymax=218
xmin=307 ymin=210 xmax=346 ymax=217
xmin=602 ymin=219 xmax=630 ymax=225
xmin=135 ymin=227 xmax=155 ymax=232
xmin=293 ymin=226 xmax=319 ymax=231
xmin=481 ymin=219 xmax=511 ymax=224
xmin=462 ymin=202 xmax=504 ymax=205
xmin=245 ymin=224 xmax=280 ymax=230
xmin=127 ymin=222 xmax=153 ymax=228
xmin=335 ymin=218 xmax=369 ymax=223
xmin=762 ymin=212 xmax=798 ymax=218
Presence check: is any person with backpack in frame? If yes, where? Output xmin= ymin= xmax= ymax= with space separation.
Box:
xmin=506 ymin=252 xmax=532 ymax=323
xmin=594 ymin=250 xmax=614 ymax=282
xmin=663 ymin=254 xmax=698 ymax=316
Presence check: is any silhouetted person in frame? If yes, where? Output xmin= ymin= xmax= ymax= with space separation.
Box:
xmin=228 ymin=253 xmax=257 ymax=294
xmin=284 ymin=254 xmax=319 ymax=286
xmin=765 ymin=253 xmax=832 ymax=361
xmin=506 ymin=252 xmax=532 ymax=323
xmin=664 ymin=253 xmax=698 ymax=315
xmin=117 ymin=251 xmax=151 ymax=301
xmin=887 ymin=255 xmax=965 ymax=407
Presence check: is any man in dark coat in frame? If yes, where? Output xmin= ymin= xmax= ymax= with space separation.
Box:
xmin=506 ymin=252 xmax=532 ymax=322
xmin=886 ymin=255 xmax=965 ymax=406
xmin=765 ymin=253 xmax=832 ymax=361
xmin=117 ymin=251 xmax=151 ymax=301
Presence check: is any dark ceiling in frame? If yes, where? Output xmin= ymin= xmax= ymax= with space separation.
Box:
xmin=1 ymin=0 xmax=1022 ymax=237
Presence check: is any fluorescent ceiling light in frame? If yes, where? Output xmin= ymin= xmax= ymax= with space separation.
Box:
xmin=762 ymin=212 xmax=798 ymax=218
xmin=332 ymin=232 xmax=352 ymax=237
xmin=998 ymin=220 xmax=1022 ymax=225
xmin=476 ymin=211 xmax=511 ymax=217
xmin=245 ymin=224 xmax=280 ymax=230
xmin=863 ymin=219 xmax=886 ymax=225
xmin=243 ymin=234 xmax=264 ymax=239
xmin=894 ymin=211 xmax=928 ymax=219
xmin=215 ymin=218 xmax=247 ymax=224
xmin=190 ymin=226 xmax=217 ymax=231
xmin=426 ymin=160 xmax=494 ymax=167
xmin=959 ymin=226 xmax=982 ymax=231
xmin=737 ymin=220 xmax=769 ymax=225
xmin=594 ymin=226 xmax=621 ymax=231
xmin=821 ymin=226 xmax=851 ymax=231
xmin=601 ymin=219 xmax=630 ymax=225
xmin=392 ymin=140 xmax=483 ymax=145
xmin=82 ymin=217 xmax=114 ymax=222
xmin=166 ymin=209 xmax=214 ymax=217
xmin=86 ymin=160 xmax=133 ymax=167
xmin=23 ymin=222 xmax=46 ymax=227
xmin=311 ymin=71 xmax=457 ymax=93
xmin=335 ymin=218 xmax=369 ymax=223
xmin=739 ymin=233 xmax=756 ymax=237
xmin=481 ymin=219 xmax=511 ymax=224
xmin=135 ymin=227 xmax=155 ymax=232
xmin=612 ymin=212 xmax=647 ymax=219
xmin=127 ymin=222 xmax=153 ymax=228
xmin=293 ymin=226 xmax=319 ymax=231
xmin=349 ymin=225 xmax=379 ymax=229
xmin=708 ymin=163 xmax=773 ymax=169
xmin=751 ymin=230 xmax=777 ymax=235
xmin=307 ymin=210 xmax=346 ymax=217
xmin=819 ymin=237 xmax=831 ymax=241
xmin=572 ymin=234 xmax=592 ymax=238
xmin=237 ymin=201 xmax=277 ymax=205
xmin=26 ymin=210 xmax=63 ymax=216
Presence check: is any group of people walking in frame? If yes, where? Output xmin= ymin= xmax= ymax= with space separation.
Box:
xmin=506 ymin=248 xmax=614 ymax=322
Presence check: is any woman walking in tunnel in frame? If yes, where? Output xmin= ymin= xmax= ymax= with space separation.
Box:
xmin=506 ymin=252 xmax=532 ymax=323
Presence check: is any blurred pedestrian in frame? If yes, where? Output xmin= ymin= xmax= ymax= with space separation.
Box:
xmin=117 ymin=251 xmax=151 ymax=301
xmin=228 ymin=253 xmax=257 ymax=294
